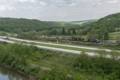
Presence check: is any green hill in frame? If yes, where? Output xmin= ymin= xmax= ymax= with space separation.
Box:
xmin=0 ymin=13 xmax=120 ymax=41
xmin=83 ymin=13 xmax=120 ymax=40
xmin=0 ymin=18 xmax=61 ymax=33
xmin=0 ymin=18 xmax=80 ymax=35
xmin=98 ymin=13 xmax=120 ymax=32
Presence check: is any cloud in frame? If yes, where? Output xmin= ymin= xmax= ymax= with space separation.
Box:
xmin=106 ymin=0 xmax=119 ymax=4
xmin=0 ymin=1 xmax=15 ymax=11
xmin=0 ymin=4 xmax=14 ymax=11
xmin=17 ymin=0 xmax=36 ymax=2
xmin=39 ymin=1 xmax=47 ymax=6
xmin=0 ymin=0 xmax=120 ymax=21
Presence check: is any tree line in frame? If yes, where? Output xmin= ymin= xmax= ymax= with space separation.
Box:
xmin=0 ymin=43 xmax=120 ymax=80
xmin=0 ymin=12 xmax=120 ymax=41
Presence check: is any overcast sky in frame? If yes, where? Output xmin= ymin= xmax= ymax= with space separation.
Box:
xmin=0 ymin=0 xmax=120 ymax=21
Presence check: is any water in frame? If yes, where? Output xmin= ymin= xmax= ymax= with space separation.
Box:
xmin=0 ymin=65 xmax=29 ymax=80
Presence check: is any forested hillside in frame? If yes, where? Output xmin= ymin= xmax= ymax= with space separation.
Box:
xmin=0 ymin=18 xmax=80 ymax=35
xmin=0 ymin=13 xmax=120 ymax=41
xmin=82 ymin=13 xmax=120 ymax=40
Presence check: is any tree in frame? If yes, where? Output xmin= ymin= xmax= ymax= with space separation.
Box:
xmin=104 ymin=30 xmax=109 ymax=40
xmin=72 ymin=29 xmax=76 ymax=35
xmin=117 ymin=36 xmax=120 ymax=45
xmin=97 ymin=28 xmax=109 ymax=41
xmin=62 ymin=27 xmax=66 ymax=35
xmin=67 ymin=29 xmax=71 ymax=35
xmin=49 ymin=29 xmax=57 ymax=35
xmin=87 ymin=29 xmax=98 ymax=39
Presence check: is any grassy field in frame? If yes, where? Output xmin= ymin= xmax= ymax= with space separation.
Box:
xmin=110 ymin=31 xmax=120 ymax=40
xmin=0 ymin=43 xmax=120 ymax=80
xmin=5 ymin=37 xmax=120 ymax=56
xmin=7 ymin=36 xmax=120 ymax=50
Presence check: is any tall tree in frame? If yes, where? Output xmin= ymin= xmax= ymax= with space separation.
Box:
xmin=72 ymin=29 xmax=76 ymax=35
xmin=67 ymin=29 xmax=71 ymax=35
xmin=62 ymin=27 xmax=66 ymax=35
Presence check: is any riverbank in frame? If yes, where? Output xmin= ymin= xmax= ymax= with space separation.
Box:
xmin=0 ymin=43 xmax=120 ymax=80
xmin=0 ymin=61 xmax=36 ymax=80
xmin=0 ymin=63 xmax=29 ymax=80
xmin=0 ymin=43 xmax=39 ymax=80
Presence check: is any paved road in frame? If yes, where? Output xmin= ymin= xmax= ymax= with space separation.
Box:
xmin=0 ymin=37 xmax=99 ymax=56
xmin=0 ymin=37 xmax=119 ymax=58
xmin=36 ymin=45 xmax=81 ymax=54
xmin=6 ymin=37 xmax=119 ymax=53
xmin=0 ymin=38 xmax=15 ymax=43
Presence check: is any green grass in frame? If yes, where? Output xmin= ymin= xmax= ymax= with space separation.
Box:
xmin=30 ymin=42 xmax=120 ymax=55
xmin=0 ymin=43 xmax=120 ymax=80
xmin=0 ymin=43 xmax=103 ymax=80
xmin=110 ymin=31 xmax=120 ymax=40
xmin=5 ymin=37 xmax=120 ymax=56
xmin=32 ymin=39 xmax=119 ymax=50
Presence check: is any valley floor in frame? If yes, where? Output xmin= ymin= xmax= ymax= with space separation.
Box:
xmin=0 ymin=36 xmax=120 ymax=80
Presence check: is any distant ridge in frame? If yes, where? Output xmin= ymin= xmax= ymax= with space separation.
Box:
xmin=71 ymin=19 xmax=97 ymax=23
xmin=83 ymin=12 xmax=120 ymax=34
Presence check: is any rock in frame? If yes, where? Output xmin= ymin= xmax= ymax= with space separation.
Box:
xmin=66 ymin=74 xmax=73 ymax=80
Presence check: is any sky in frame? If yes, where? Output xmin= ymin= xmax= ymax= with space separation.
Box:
xmin=0 ymin=0 xmax=120 ymax=21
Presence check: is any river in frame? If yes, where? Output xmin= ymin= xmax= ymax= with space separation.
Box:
xmin=0 ymin=65 xmax=29 ymax=80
